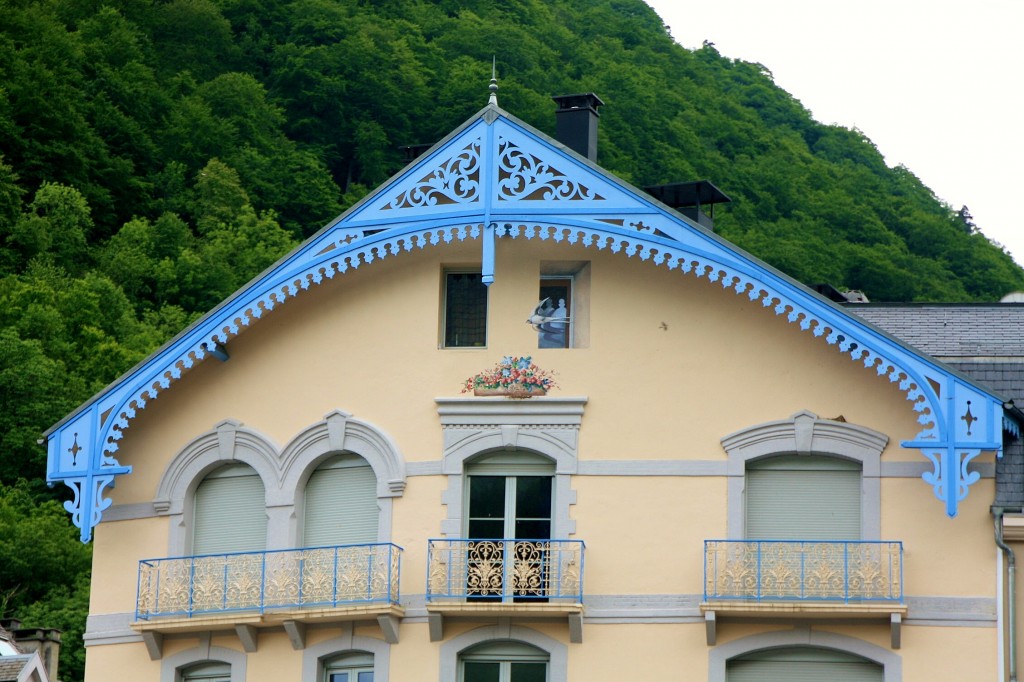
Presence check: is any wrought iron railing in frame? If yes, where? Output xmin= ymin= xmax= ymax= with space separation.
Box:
xmin=136 ymin=543 xmax=402 ymax=620
xmin=427 ymin=539 xmax=585 ymax=603
xmin=704 ymin=540 xmax=903 ymax=603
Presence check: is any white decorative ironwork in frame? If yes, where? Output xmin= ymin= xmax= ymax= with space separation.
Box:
xmin=135 ymin=543 xmax=401 ymax=620
xmin=497 ymin=137 xmax=603 ymax=201
xmin=385 ymin=141 xmax=481 ymax=209
xmin=426 ymin=539 xmax=583 ymax=602
xmin=704 ymin=540 xmax=903 ymax=602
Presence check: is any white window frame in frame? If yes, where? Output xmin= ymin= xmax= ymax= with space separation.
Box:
xmin=460 ymin=640 xmax=550 ymax=682
xmin=439 ymin=625 xmax=566 ymax=682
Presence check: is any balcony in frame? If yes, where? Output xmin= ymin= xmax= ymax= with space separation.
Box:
xmin=132 ymin=543 xmax=403 ymax=657
xmin=701 ymin=540 xmax=906 ymax=647
xmin=425 ymin=539 xmax=585 ymax=642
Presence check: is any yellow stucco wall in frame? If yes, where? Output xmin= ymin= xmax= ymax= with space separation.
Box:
xmin=83 ymin=237 xmax=1002 ymax=680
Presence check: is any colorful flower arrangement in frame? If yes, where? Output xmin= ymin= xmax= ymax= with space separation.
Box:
xmin=463 ymin=356 xmax=557 ymax=397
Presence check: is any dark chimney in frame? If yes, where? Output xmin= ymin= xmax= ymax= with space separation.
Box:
xmin=552 ymin=93 xmax=604 ymax=162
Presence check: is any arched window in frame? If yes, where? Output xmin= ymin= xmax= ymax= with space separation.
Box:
xmin=722 ymin=411 xmax=887 ymax=540
xmin=727 ymin=646 xmax=883 ymax=682
xmin=192 ymin=463 xmax=266 ymax=555
xmin=181 ymin=662 xmax=231 ymax=682
xmin=460 ymin=641 xmax=549 ymax=682
xmin=323 ymin=652 xmax=374 ymax=682
xmin=303 ymin=454 xmax=378 ymax=547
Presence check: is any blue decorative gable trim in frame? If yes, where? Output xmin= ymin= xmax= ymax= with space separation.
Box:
xmin=45 ymin=104 xmax=1008 ymax=541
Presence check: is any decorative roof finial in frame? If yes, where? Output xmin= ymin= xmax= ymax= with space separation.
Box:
xmin=488 ymin=57 xmax=498 ymax=106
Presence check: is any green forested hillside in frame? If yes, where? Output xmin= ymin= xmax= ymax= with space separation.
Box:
xmin=1 ymin=1 xmax=1021 ymax=679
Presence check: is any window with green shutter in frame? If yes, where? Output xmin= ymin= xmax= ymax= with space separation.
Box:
xmin=303 ymin=455 xmax=379 ymax=547
xmin=727 ymin=646 xmax=883 ymax=682
xmin=192 ymin=464 xmax=266 ymax=555
xmin=745 ymin=455 xmax=861 ymax=540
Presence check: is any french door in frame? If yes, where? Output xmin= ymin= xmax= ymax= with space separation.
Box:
xmin=466 ymin=474 xmax=552 ymax=600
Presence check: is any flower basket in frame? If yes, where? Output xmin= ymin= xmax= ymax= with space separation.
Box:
xmin=474 ymin=383 xmax=548 ymax=398
xmin=464 ymin=356 xmax=556 ymax=399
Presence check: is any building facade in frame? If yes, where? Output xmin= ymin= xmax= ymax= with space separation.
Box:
xmin=45 ymin=96 xmax=1015 ymax=681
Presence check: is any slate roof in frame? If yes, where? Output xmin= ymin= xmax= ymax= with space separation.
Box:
xmin=847 ymin=303 xmax=1024 ymax=508
xmin=0 ymin=655 xmax=33 ymax=682
xmin=846 ymin=303 xmax=1024 ymax=359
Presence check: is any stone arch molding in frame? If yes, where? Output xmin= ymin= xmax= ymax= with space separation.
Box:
xmin=301 ymin=624 xmax=391 ymax=682
xmin=439 ymin=624 xmax=568 ymax=681
xmin=160 ymin=644 xmax=247 ymax=682
xmin=721 ymin=410 xmax=889 ymax=540
xmin=155 ymin=410 xmax=406 ymax=554
xmin=707 ymin=627 xmax=901 ymax=682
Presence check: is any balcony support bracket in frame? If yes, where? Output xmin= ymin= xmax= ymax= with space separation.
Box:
xmin=378 ymin=614 xmax=400 ymax=644
xmin=568 ymin=613 xmax=584 ymax=644
xmin=428 ymin=612 xmax=444 ymax=642
xmin=235 ymin=624 xmax=258 ymax=653
xmin=705 ymin=611 xmax=716 ymax=646
xmin=141 ymin=630 xmax=163 ymax=661
xmin=890 ymin=612 xmax=901 ymax=649
xmin=283 ymin=620 xmax=306 ymax=650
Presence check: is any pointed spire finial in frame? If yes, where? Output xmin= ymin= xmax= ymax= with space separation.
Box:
xmin=488 ymin=57 xmax=498 ymax=106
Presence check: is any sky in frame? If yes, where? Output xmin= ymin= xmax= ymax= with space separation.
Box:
xmin=644 ymin=0 xmax=1024 ymax=270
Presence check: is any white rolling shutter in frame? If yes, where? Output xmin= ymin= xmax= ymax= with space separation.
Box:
xmin=303 ymin=455 xmax=378 ymax=547
xmin=746 ymin=455 xmax=861 ymax=540
xmin=728 ymin=647 xmax=883 ymax=682
xmin=192 ymin=464 xmax=266 ymax=555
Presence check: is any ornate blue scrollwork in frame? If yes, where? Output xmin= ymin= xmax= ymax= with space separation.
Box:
xmin=385 ymin=141 xmax=481 ymax=209
xmin=497 ymin=136 xmax=603 ymax=202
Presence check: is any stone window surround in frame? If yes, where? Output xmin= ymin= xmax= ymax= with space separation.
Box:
xmin=439 ymin=624 xmax=567 ymax=681
xmin=721 ymin=410 xmax=889 ymax=540
xmin=707 ymin=627 xmax=901 ymax=682
xmin=153 ymin=410 xmax=407 ymax=555
xmin=435 ymin=397 xmax=587 ymax=539
xmin=160 ymin=640 xmax=246 ymax=682
xmin=300 ymin=624 xmax=390 ymax=682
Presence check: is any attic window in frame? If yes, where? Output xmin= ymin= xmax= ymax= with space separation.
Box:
xmin=443 ymin=270 xmax=487 ymax=348
xmin=537 ymin=277 xmax=572 ymax=348
xmin=536 ymin=262 xmax=589 ymax=349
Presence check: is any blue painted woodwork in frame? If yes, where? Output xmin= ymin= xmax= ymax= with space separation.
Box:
xmin=44 ymin=102 xmax=1013 ymax=542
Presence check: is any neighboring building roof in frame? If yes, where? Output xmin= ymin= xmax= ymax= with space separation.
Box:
xmin=0 ymin=654 xmax=45 ymax=682
xmin=848 ymin=303 xmax=1024 ymax=360
xmin=41 ymin=99 xmax=1012 ymax=540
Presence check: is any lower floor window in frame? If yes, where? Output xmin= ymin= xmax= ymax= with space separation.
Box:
xmin=326 ymin=653 xmax=373 ymax=682
xmin=461 ymin=641 xmax=548 ymax=682
xmin=182 ymin=662 xmax=230 ymax=682
xmin=328 ymin=672 xmax=372 ymax=682
xmin=727 ymin=646 xmax=882 ymax=681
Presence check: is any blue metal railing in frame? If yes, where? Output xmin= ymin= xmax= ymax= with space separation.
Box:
xmin=703 ymin=539 xmax=903 ymax=603
xmin=136 ymin=543 xmax=402 ymax=620
xmin=426 ymin=539 xmax=585 ymax=603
